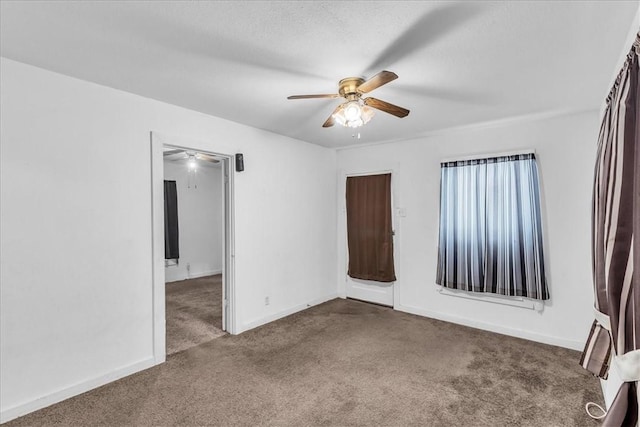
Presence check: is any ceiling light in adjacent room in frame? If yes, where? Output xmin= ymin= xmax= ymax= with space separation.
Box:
xmin=188 ymin=155 xmax=197 ymax=170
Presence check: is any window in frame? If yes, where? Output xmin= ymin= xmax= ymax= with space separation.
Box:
xmin=436 ymin=153 xmax=549 ymax=300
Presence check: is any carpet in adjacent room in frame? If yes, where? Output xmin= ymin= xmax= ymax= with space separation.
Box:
xmin=165 ymin=274 xmax=226 ymax=355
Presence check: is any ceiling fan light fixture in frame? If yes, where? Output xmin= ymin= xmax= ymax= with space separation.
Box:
xmin=332 ymin=100 xmax=374 ymax=129
xmin=360 ymin=105 xmax=375 ymax=124
xmin=344 ymin=100 xmax=361 ymax=121
xmin=287 ymin=70 xmax=408 ymax=129
xmin=332 ymin=104 xmax=347 ymax=127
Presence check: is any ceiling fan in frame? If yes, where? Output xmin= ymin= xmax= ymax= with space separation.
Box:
xmin=287 ymin=70 xmax=410 ymax=129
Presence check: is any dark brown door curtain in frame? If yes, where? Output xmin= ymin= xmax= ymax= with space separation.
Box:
xmin=345 ymin=173 xmax=396 ymax=282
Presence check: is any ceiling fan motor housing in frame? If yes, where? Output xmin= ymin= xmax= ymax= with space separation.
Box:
xmin=338 ymin=77 xmax=365 ymax=98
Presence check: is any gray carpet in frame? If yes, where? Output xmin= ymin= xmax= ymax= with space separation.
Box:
xmin=165 ymin=275 xmax=226 ymax=355
xmin=6 ymin=298 xmax=602 ymax=426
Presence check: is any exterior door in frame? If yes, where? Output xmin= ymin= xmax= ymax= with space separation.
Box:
xmin=346 ymin=277 xmax=394 ymax=306
xmin=344 ymin=172 xmax=395 ymax=306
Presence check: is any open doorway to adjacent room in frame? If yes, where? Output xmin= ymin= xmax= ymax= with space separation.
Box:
xmin=160 ymin=145 xmax=232 ymax=356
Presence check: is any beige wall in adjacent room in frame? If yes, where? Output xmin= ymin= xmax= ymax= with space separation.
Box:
xmin=163 ymin=159 xmax=223 ymax=283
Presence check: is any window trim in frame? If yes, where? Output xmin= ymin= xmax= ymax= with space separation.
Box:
xmin=436 ymin=285 xmax=544 ymax=311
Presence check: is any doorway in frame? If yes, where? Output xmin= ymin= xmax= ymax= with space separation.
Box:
xmin=343 ymin=170 xmax=397 ymax=307
xmin=150 ymin=132 xmax=235 ymax=363
xmin=162 ymin=148 xmax=226 ymax=354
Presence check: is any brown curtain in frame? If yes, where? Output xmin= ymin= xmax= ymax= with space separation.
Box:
xmin=579 ymin=32 xmax=639 ymax=425
xmin=346 ymin=173 xmax=396 ymax=282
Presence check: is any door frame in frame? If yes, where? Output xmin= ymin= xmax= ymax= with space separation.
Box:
xmin=339 ymin=167 xmax=402 ymax=308
xmin=150 ymin=132 xmax=236 ymax=364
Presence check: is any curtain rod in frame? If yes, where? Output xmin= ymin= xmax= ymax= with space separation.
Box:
xmin=440 ymin=148 xmax=536 ymax=164
xmin=606 ymin=32 xmax=640 ymax=105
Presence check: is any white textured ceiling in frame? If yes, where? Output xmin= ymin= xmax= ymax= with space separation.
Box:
xmin=1 ymin=1 xmax=637 ymax=148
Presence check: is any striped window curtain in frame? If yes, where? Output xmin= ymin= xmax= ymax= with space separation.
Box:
xmin=580 ymin=33 xmax=639 ymax=426
xmin=436 ymin=153 xmax=549 ymax=300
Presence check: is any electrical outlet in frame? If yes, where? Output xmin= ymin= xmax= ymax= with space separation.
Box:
xmin=265 ymin=296 xmax=270 ymax=306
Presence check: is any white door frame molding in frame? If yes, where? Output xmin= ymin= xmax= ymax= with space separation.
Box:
xmin=150 ymin=132 xmax=236 ymax=364
xmin=339 ymin=166 xmax=402 ymax=308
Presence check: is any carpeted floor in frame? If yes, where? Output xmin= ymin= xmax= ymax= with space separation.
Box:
xmin=6 ymin=298 xmax=602 ymax=426
xmin=165 ymin=275 xmax=226 ymax=355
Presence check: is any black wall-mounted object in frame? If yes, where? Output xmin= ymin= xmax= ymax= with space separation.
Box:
xmin=235 ymin=153 xmax=244 ymax=172
xmin=164 ymin=180 xmax=180 ymax=260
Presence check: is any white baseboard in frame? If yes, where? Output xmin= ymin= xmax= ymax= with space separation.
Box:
xmin=238 ymin=293 xmax=338 ymax=334
xmin=0 ymin=357 xmax=158 ymax=424
xmin=166 ymin=269 xmax=222 ymax=283
xmin=395 ymin=304 xmax=584 ymax=351
xmin=189 ymin=270 xmax=222 ymax=279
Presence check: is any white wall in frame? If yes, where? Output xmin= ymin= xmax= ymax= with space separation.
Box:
xmin=0 ymin=58 xmax=337 ymax=421
xmin=337 ymin=110 xmax=600 ymax=351
xmin=163 ymin=160 xmax=223 ymax=282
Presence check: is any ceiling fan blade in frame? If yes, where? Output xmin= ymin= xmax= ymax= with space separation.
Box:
xmin=322 ymin=104 xmax=343 ymax=128
xmin=357 ymin=71 xmax=398 ymax=94
xmin=322 ymin=115 xmax=335 ymax=128
xmin=163 ymin=149 xmax=184 ymax=157
xmin=288 ymin=94 xmax=340 ymax=100
xmin=364 ymin=3 xmax=482 ymax=74
xmin=364 ymin=97 xmax=410 ymax=118
xmin=390 ymin=84 xmax=495 ymax=105
xmin=197 ymin=153 xmax=220 ymax=163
